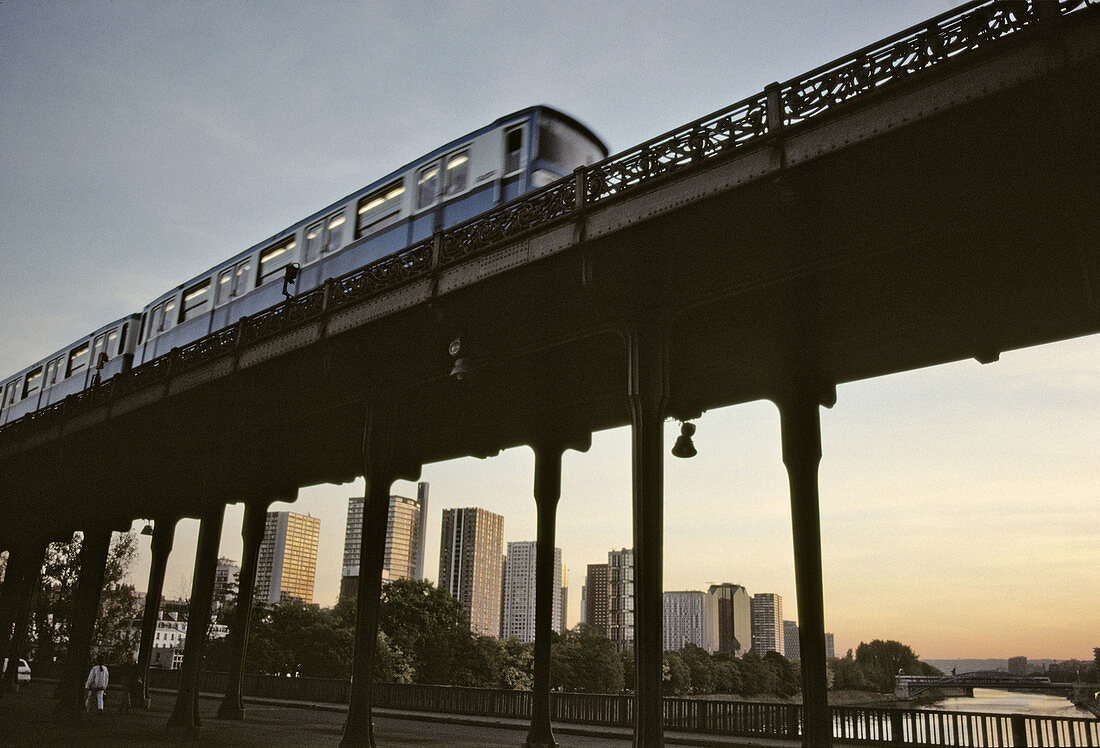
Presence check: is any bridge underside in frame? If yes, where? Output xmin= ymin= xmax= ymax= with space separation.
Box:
xmin=3 ymin=29 xmax=1096 ymax=528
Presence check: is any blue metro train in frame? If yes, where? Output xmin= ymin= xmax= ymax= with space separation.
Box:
xmin=0 ymin=106 xmax=607 ymax=426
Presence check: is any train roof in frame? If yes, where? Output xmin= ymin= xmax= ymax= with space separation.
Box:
xmin=155 ymin=105 xmax=608 ymax=302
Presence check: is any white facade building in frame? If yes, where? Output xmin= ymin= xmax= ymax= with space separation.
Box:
xmin=663 ymin=590 xmax=719 ymax=653
xmin=501 ymin=540 xmax=562 ymax=642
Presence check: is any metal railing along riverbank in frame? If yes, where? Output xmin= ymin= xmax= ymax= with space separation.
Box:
xmin=139 ymin=669 xmax=1099 ymax=747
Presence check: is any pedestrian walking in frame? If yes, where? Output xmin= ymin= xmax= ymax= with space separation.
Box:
xmin=84 ymin=656 xmax=109 ymax=714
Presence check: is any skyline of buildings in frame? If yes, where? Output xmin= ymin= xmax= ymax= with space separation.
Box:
xmin=254 ymin=510 xmax=321 ymax=606
xmin=216 ymin=502 xmax=838 ymax=659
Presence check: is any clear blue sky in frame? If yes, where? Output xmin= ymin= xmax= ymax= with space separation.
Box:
xmin=1 ymin=1 xmax=1095 ymax=660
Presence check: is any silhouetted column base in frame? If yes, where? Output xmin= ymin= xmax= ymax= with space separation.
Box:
xmin=167 ymin=500 xmax=226 ymax=737
xmin=136 ymin=518 xmax=176 ymax=710
xmin=54 ymin=526 xmax=113 ymax=720
xmin=218 ymin=497 xmax=275 ymax=721
xmin=627 ymin=320 xmax=668 ymax=748
xmin=526 ymin=445 xmax=562 ymax=748
xmin=779 ymin=392 xmax=832 ymax=748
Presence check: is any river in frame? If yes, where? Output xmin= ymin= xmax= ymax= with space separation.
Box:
xmin=922 ymin=688 xmax=1093 ymax=718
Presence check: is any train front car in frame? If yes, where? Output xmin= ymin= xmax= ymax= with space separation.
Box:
xmin=135 ymin=106 xmax=606 ymax=368
xmin=0 ymin=314 xmax=142 ymax=426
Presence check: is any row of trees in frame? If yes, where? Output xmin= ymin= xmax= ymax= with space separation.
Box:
xmin=202 ymin=578 xmax=805 ymax=697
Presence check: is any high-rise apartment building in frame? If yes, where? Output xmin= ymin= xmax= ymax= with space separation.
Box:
xmin=750 ymin=593 xmax=784 ymax=655
xmin=783 ymin=620 xmax=800 ymax=660
xmin=439 ymin=507 xmax=504 ymax=637
xmin=825 ymin=632 xmax=835 ymax=659
xmin=255 ymin=511 xmax=321 ymax=606
xmin=560 ymin=564 xmax=569 ymax=633
xmin=708 ymin=583 xmax=752 ymax=656
xmin=501 ymin=541 xmax=562 ymax=642
xmin=341 ymin=482 xmax=430 ymax=599
xmin=584 ymin=563 xmax=609 ymax=636
xmin=607 ymin=548 xmax=634 ymax=651
xmin=663 ymin=590 xmax=719 ymax=653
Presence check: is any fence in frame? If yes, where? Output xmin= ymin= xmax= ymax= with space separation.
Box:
xmin=137 ymin=668 xmax=1099 ymax=747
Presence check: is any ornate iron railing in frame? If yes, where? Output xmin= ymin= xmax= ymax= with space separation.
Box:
xmin=136 ymin=668 xmax=1100 ymax=746
xmin=1 ymin=0 xmax=1095 ymax=444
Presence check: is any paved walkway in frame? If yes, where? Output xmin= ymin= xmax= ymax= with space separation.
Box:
xmin=0 ymin=680 xmax=801 ymax=747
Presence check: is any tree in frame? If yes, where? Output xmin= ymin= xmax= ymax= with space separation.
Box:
xmin=30 ymin=531 xmax=140 ymax=663
xmin=662 ymin=650 xmax=691 ymax=696
xmin=550 ymin=624 xmax=624 ymax=693
xmin=763 ymin=650 xmax=800 ymax=696
xmin=377 ymin=578 xmax=474 ymax=685
xmin=830 ymin=650 xmax=871 ymax=691
xmin=680 ymin=644 xmax=717 ymax=694
xmin=854 ymin=640 xmax=939 ymax=693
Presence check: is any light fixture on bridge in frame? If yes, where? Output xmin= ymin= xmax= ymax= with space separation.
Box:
xmin=140 ymin=521 xmax=154 ymax=536
xmin=671 ymin=421 xmax=697 ymax=459
xmin=448 ymin=337 xmax=470 ymax=384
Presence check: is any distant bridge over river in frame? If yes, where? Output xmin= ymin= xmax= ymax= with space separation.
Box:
xmin=896 ymin=673 xmax=1099 ymax=699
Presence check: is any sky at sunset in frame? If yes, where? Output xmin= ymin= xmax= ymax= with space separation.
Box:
xmin=1 ymin=1 xmax=1095 ymax=662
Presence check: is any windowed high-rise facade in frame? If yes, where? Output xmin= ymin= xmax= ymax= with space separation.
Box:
xmin=438 ymin=507 xmax=504 ymax=637
xmin=501 ymin=540 xmax=562 ymax=642
xmin=341 ymin=482 xmax=430 ymax=599
xmin=607 ymin=548 xmax=634 ymax=651
xmin=750 ymin=592 xmax=784 ymax=655
xmin=709 ymin=582 xmax=752 ymax=656
xmin=255 ymin=511 xmax=320 ymax=606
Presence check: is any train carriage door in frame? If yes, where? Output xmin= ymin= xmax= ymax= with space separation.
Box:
xmin=501 ymin=125 xmax=526 ymax=202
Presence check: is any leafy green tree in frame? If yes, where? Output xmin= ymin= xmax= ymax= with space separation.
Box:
xmin=679 ymin=644 xmax=717 ymax=694
xmin=662 ymin=650 xmax=691 ymax=696
xmin=550 ymin=623 xmax=624 ymax=693
xmin=29 ymin=531 xmax=140 ymax=664
xmin=830 ymin=649 xmax=871 ymax=691
xmin=854 ymin=640 xmax=939 ymax=693
xmin=499 ymin=636 xmax=534 ymax=691
xmin=711 ymin=653 xmax=744 ymax=694
xmin=763 ymin=650 xmax=800 ymax=696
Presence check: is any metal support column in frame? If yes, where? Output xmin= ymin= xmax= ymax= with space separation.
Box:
xmin=54 ymin=524 xmax=113 ymax=718
xmin=0 ymin=543 xmax=28 ymax=685
xmin=778 ymin=391 xmax=832 ymax=748
xmin=627 ymin=320 xmax=668 ymax=748
xmin=526 ymin=444 xmax=563 ymax=748
xmin=167 ymin=499 xmax=226 ymax=736
xmin=218 ymin=496 xmax=276 ymax=720
xmin=1 ymin=537 xmax=46 ymax=693
xmin=342 ymin=398 xmax=416 ymax=748
xmin=136 ymin=517 xmax=176 ymax=708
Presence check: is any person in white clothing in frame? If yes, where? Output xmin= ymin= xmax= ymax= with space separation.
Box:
xmin=84 ymin=656 xmax=109 ymax=714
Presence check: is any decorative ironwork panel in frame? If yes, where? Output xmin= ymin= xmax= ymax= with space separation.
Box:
xmin=781 ymin=0 xmax=1074 ymax=127
xmin=584 ymin=96 xmax=769 ymax=204
xmin=440 ymin=180 xmax=576 ymax=265
xmin=328 ymin=240 xmax=434 ymax=309
xmin=174 ymin=326 xmax=239 ymax=372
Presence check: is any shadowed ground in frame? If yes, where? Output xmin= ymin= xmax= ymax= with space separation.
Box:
xmin=0 ymin=680 xmax=796 ymax=747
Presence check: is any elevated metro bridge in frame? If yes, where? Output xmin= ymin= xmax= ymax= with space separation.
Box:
xmin=1 ymin=2 xmax=1098 ymax=746
xmin=895 ymin=673 xmax=1092 ymax=697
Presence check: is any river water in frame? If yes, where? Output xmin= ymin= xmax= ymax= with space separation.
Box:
xmin=922 ymin=688 xmax=1092 ymax=718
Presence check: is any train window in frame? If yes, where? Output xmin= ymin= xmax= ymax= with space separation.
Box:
xmin=3 ymin=381 xmax=17 ymax=407
xmin=258 ymin=237 xmax=295 ymax=286
xmin=44 ymin=357 xmax=60 ymax=387
xmin=356 ymin=181 xmax=405 ymax=238
xmin=216 ymin=260 xmax=252 ymax=305
xmin=181 ymin=280 xmax=211 ymax=322
xmin=444 ymin=151 xmax=469 ymax=196
xmin=304 ymin=211 xmax=346 ymax=263
xmin=22 ymin=368 xmax=42 ymax=399
xmin=163 ymin=298 xmax=177 ymax=329
xmin=66 ymin=343 xmax=90 ymax=377
xmin=416 ymin=163 xmax=440 ymax=209
xmin=147 ymin=303 xmax=163 ymax=338
xmin=113 ymin=325 xmax=125 ymax=355
xmin=90 ymin=334 xmax=108 ymax=369
xmin=505 ymin=126 xmax=524 ymax=174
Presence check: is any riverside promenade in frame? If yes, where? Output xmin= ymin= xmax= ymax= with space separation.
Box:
xmin=0 ymin=680 xmax=797 ymax=747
